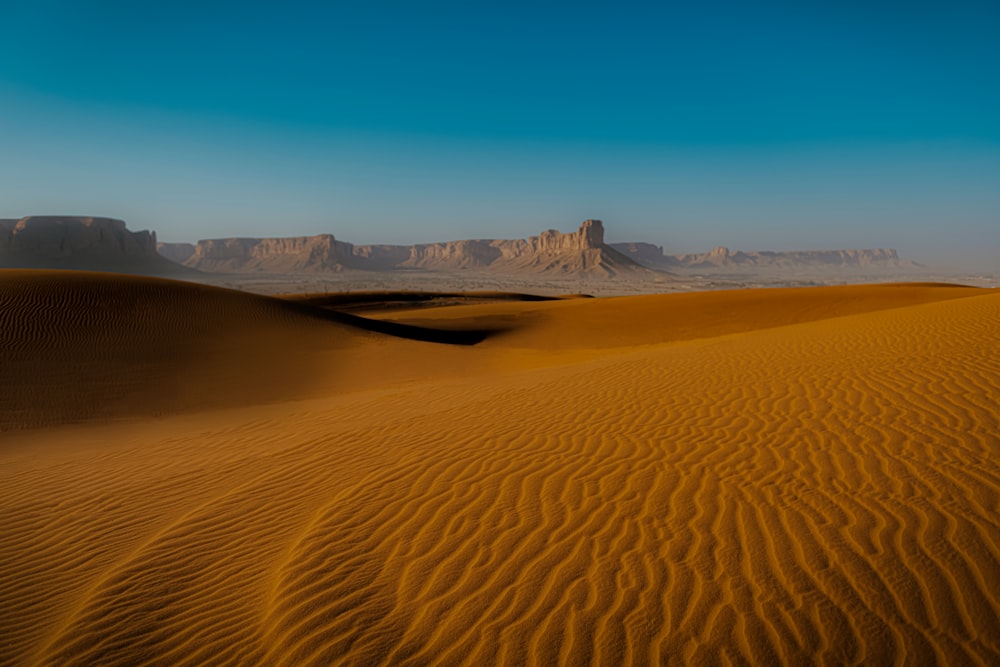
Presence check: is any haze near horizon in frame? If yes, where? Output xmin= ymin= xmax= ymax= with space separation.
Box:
xmin=1 ymin=0 xmax=997 ymax=269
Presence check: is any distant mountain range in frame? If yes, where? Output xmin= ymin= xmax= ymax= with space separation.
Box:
xmin=158 ymin=219 xmax=653 ymax=277
xmin=609 ymin=242 xmax=918 ymax=273
xmin=2 ymin=215 xmax=917 ymax=278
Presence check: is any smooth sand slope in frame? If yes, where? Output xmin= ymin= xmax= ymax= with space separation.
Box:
xmin=1 ymin=273 xmax=998 ymax=665
xmin=0 ymin=271 xmax=496 ymax=431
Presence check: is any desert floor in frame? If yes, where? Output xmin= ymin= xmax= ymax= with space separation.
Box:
xmin=1 ymin=270 xmax=998 ymax=665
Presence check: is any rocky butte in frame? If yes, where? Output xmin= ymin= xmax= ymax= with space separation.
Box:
xmin=0 ymin=216 xmax=183 ymax=274
xmin=2 ymin=215 xmax=916 ymax=279
xmin=160 ymin=220 xmax=656 ymax=277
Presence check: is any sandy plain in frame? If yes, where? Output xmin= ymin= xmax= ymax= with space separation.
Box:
xmin=1 ymin=270 xmax=998 ymax=665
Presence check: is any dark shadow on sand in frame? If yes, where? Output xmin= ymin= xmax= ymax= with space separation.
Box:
xmin=277 ymin=299 xmax=507 ymax=345
xmin=278 ymin=290 xmax=573 ymax=345
xmin=286 ymin=290 xmax=559 ymax=313
xmin=309 ymin=308 xmax=505 ymax=345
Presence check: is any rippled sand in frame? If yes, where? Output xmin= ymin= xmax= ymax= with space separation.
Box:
xmin=2 ymin=271 xmax=997 ymax=665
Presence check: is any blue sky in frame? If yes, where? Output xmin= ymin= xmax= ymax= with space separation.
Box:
xmin=1 ymin=0 xmax=998 ymax=267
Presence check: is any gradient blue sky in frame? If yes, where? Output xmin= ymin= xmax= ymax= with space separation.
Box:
xmin=1 ymin=0 xmax=998 ymax=267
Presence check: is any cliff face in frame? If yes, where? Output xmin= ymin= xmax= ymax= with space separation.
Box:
xmin=402 ymin=240 xmax=503 ymax=270
xmin=667 ymin=246 xmax=910 ymax=270
xmin=171 ymin=220 xmax=656 ymax=277
xmin=501 ymin=218 xmax=604 ymax=256
xmin=183 ymin=235 xmax=360 ymax=273
xmin=610 ymin=242 xmax=913 ymax=272
xmin=396 ymin=220 xmax=609 ymax=271
xmin=1 ymin=216 xmax=182 ymax=274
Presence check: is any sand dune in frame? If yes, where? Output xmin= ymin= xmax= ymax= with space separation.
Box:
xmin=374 ymin=282 xmax=983 ymax=352
xmin=0 ymin=271 xmax=497 ymax=430
xmin=1 ymin=273 xmax=998 ymax=665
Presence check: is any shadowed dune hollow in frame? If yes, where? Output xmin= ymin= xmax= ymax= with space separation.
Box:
xmin=0 ymin=271 xmax=503 ymax=430
xmin=1 ymin=270 xmax=998 ymax=665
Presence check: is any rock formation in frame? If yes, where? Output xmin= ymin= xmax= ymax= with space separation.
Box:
xmin=168 ymin=220 xmax=657 ymax=278
xmin=156 ymin=242 xmax=196 ymax=265
xmin=608 ymin=242 xmax=667 ymax=268
xmin=610 ymin=242 xmax=915 ymax=273
xmin=397 ymin=220 xmax=640 ymax=274
xmin=1 ymin=216 xmax=184 ymax=274
xmin=177 ymin=235 xmax=359 ymax=273
xmin=7 ymin=215 xmax=918 ymax=280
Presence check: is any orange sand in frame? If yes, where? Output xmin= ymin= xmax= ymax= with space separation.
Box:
xmin=1 ymin=271 xmax=998 ymax=665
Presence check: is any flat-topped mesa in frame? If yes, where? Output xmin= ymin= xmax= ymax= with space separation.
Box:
xmin=194 ymin=235 xmax=339 ymax=261
xmin=404 ymin=239 xmax=502 ymax=269
xmin=0 ymin=216 xmax=182 ymax=274
xmin=610 ymin=241 xmax=912 ymax=272
xmin=840 ymin=248 xmax=899 ymax=263
xmin=398 ymin=219 xmax=649 ymax=276
xmin=668 ymin=247 xmax=907 ymax=269
xmin=398 ymin=220 xmax=608 ymax=267
xmin=184 ymin=234 xmax=358 ymax=273
xmin=1 ymin=216 xmax=157 ymax=256
xmin=172 ymin=219 xmax=658 ymax=277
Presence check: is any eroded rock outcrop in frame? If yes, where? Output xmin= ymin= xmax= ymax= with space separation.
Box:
xmin=1 ymin=216 xmax=183 ymax=274
xmin=171 ymin=220 xmax=656 ymax=277
xmin=610 ymin=242 xmax=915 ymax=273
xmin=181 ymin=235 xmax=361 ymax=273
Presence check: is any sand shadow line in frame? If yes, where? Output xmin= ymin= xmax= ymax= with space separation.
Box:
xmin=286 ymin=302 xmax=507 ymax=345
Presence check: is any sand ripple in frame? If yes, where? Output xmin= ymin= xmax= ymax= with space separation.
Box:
xmin=1 ymin=280 xmax=997 ymax=665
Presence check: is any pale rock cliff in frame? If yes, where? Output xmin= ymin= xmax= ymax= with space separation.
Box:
xmin=182 ymin=235 xmax=359 ymax=273
xmin=610 ymin=242 xmax=914 ymax=272
xmin=170 ymin=220 xmax=656 ymax=277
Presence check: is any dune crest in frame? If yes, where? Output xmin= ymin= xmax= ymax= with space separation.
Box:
xmin=0 ymin=270 xmax=495 ymax=431
xmin=1 ymin=278 xmax=997 ymax=664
